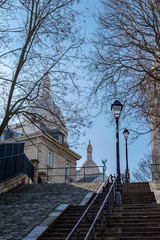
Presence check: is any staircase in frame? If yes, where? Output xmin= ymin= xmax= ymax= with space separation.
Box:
xmin=38 ymin=192 xmax=104 ymax=240
xmin=98 ymin=182 xmax=160 ymax=240
xmin=38 ymin=182 xmax=160 ymax=240
xmin=38 ymin=206 xmax=89 ymax=239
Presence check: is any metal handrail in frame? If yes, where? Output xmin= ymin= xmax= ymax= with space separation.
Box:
xmin=36 ymin=166 xmax=105 ymax=170
xmin=65 ymin=174 xmax=112 ymax=240
xmin=84 ymin=176 xmax=117 ymax=240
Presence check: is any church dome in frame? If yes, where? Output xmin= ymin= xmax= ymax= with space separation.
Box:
xmin=77 ymin=141 xmax=100 ymax=181
xmin=80 ymin=141 xmax=100 ymax=175
xmin=16 ymin=74 xmax=68 ymax=144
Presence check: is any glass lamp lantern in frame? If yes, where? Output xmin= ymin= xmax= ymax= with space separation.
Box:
xmin=111 ymin=100 xmax=123 ymax=118
xmin=123 ymin=129 xmax=129 ymax=140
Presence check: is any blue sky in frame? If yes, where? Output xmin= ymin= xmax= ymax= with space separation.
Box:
xmin=75 ymin=114 xmax=151 ymax=181
xmin=72 ymin=0 xmax=152 ymax=181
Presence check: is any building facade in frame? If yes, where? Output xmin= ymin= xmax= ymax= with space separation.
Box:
xmin=0 ymin=75 xmax=81 ymax=183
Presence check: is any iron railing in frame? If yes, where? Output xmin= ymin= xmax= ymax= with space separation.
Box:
xmin=0 ymin=142 xmax=24 ymax=158
xmin=84 ymin=176 xmax=117 ymax=240
xmin=36 ymin=166 xmax=107 ymax=183
xmin=65 ymin=174 xmax=116 ymax=240
xmin=0 ymin=153 xmax=34 ymax=183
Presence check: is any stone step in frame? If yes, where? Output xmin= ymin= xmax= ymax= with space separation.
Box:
xmin=97 ymin=232 xmax=160 ymax=237
xmin=120 ymin=205 xmax=160 ymax=209
xmin=115 ymin=209 xmax=160 ymax=213
xmin=49 ymin=224 xmax=92 ymax=231
xmin=111 ymin=218 xmax=160 ymax=223
xmin=38 ymin=182 xmax=160 ymax=240
xmin=123 ymin=201 xmax=156 ymax=204
xmin=42 ymin=231 xmax=88 ymax=239
xmin=108 ymin=222 xmax=160 ymax=228
xmin=98 ymin=237 xmax=160 ymax=240
xmin=121 ymin=227 xmax=160 ymax=233
xmin=111 ymin=211 xmax=160 ymax=215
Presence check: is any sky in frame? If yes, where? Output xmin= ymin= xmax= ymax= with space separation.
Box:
xmin=0 ymin=0 xmax=152 ymax=181
xmin=72 ymin=0 xmax=152 ymax=181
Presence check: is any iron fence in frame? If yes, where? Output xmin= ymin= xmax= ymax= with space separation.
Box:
xmin=0 ymin=153 xmax=34 ymax=183
xmin=36 ymin=166 xmax=107 ymax=183
xmin=0 ymin=142 xmax=24 ymax=158
xmin=64 ymin=175 xmax=117 ymax=240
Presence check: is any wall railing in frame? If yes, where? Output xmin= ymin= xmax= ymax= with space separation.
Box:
xmin=64 ymin=175 xmax=116 ymax=240
xmin=0 ymin=153 xmax=34 ymax=183
xmin=36 ymin=165 xmax=107 ymax=183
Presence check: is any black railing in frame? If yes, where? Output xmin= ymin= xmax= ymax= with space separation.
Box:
xmin=84 ymin=176 xmax=117 ymax=240
xmin=0 ymin=153 xmax=34 ymax=183
xmin=65 ymin=175 xmax=116 ymax=240
xmin=36 ymin=166 xmax=107 ymax=183
xmin=0 ymin=142 xmax=24 ymax=158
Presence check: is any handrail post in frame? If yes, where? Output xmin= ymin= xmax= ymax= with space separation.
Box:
xmin=92 ymin=226 xmax=95 ymax=240
xmin=107 ymin=200 xmax=110 ymax=226
xmin=77 ymin=230 xmax=80 ymax=240
xmin=65 ymin=175 xmax=113 ymax=240
xmin=101 ymin=209 xmax=104 ymax=239
xmin=103 ymin=166 xmax=104 ymax=182
xmin=92 ymin=206 xmax=95 ymax=222
xmin=84 ymin=166 xmax=85 ymax=183
xmin=111 ymin=189 xmax=114 ymax=213
xmin=14 ymin=156 xmax=17 ymax=178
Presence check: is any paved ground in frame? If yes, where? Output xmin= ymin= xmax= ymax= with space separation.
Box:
xmin=0 ymin=183 xmax=101 ymax=240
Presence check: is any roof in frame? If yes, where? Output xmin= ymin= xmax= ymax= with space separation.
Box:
xmin=3 ymin=131 xmax=81 ymax=161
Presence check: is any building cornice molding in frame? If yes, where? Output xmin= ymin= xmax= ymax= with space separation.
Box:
xmin=2 ymin=131 xmax=81 ymax=160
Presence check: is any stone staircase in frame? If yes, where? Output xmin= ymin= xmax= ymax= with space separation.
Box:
xmin=97 ymin=182 xmax=160 ymax=240
xmin=38 ymin=182 xmax=160 ymax=240
xmin=38 ymin=201 xmax=102 ymax=240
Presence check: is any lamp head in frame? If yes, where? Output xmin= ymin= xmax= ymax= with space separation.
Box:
xmin=123 ymin=128 xmax=129 ymax=139
xmin=111 ymin=100 xmax=123 ymax=119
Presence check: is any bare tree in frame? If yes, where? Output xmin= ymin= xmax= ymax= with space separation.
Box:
xmin=0 ymin=0 xmax=90 ymax=144
xmin=87 ymin=0 xmax=160 ymax=136
xmin=0 ymin=0 xmax=8 ymax=8
xmin=132 ymin=152 xmax=160 ymax=182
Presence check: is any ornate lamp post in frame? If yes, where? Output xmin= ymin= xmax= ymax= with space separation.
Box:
xmin=111 ymin=100 xmax=123 ymax=204
xmin=123 ymin=129 xmax=130 ymax=183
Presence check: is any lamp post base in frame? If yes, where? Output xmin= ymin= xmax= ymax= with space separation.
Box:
xmin=124 ymin=169 xmax=130 ymax=183
xmin=115 ymin=182 xmax=122 ymax=204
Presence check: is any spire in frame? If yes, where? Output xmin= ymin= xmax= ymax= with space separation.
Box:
xmin=87 ymin=140 xmax=92 ymax=160
xmin=41 ymin=74 xmax=51 ymax=98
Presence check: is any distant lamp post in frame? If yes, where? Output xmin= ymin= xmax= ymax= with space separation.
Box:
xmin=111 ymin=100 xmax=123 ymax=204
xmin=123 ymin=129 xmax=130 ymax=183
xmin=102 ymin=159 xmax=107 ymax=181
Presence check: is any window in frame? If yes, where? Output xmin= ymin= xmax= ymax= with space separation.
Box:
xmin=47 ymin=151 xmax=53 ymax=167
xmin=66 ymin=162 xmax=70 ymax=176
xmin=58 ymin=135 xmax=64 ymax=144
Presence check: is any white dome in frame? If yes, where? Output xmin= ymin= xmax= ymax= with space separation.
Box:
xmin=77 ymin=141 xmax=100 ymax=181
xmin=16 ymin=75 xmax=68 ymax=142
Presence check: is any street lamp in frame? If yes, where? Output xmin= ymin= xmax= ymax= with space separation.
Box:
xmin=111 ymin=100 xmax=123 ymax=204
xmin=123 ymin=129 xmax=130 ymax=183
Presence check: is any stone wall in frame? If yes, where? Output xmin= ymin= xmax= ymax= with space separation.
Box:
xmin=149 ymin=181 xmax=160 ymax=203
xmin=0 ymin=174 xmax=30 ymax=194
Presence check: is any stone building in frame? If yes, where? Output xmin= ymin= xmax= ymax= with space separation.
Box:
xmin=149 ymin=69 xmax=160 ymax=180
xmin=76 ymin=141 xmax=100 ymax=182
xmin=0 ymin=75 xmax=81 ymax=183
